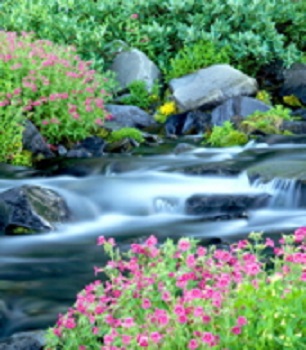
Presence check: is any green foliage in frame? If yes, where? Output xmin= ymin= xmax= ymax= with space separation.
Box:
xmin=0 ymin=102 xmax=26 ymax=165
xmin=241 ymin=105 xmax=293 ymax=135
xmin=119 ymin=80 xmax=160 ymax=110
xmin=256 ymin=90 xmax=272 ymax=105
xmin=204 ymin=121 xmax=248 ymax=147
xmin=108 ymin=127 xmax=144 ymax=143
xmin=0 ymin=0 xmax=304 ymax=75
xmin=45 ymin=230 xmax=306 ymax=349
xmin=166 ymin=40 xmax=231 ymax=81
xmin=0 ymin=31 xmax=115 ymax=149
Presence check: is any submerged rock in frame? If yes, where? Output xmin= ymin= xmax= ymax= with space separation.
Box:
xmin=185 ymin=193 xmax=270 ymax=219
xmin=0 ymin=185 xmax=70 ymax=235
xmin=0 ymin=330 xmax=45 ymax=350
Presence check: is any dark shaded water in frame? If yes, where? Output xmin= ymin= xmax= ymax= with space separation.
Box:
xmin=1 ymin=139 xmax=306 ymax=338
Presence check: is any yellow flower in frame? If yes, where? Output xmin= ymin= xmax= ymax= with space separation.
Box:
xmin=158 ymin=101 xmax=177 ymax=116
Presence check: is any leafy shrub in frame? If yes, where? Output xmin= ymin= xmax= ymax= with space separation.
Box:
xmin=108 ymin=127 xmax=144 ymax=143
xmin=204 ymin=121 xmax=248 ymax=147
xmin=240 ymin=105 xmax=293 ymax=135
xmin=45 ymin=229 xmax=306 ymax=349
xmin=0 ymin=103 xmax=26 ymax=164
xmin=256 ymin=90 xmax=272 ymax=105
xmin=0 ymin=0 xmax=304 ymax=75
xmin=119 ymin=80 xmax=160 ymax=111
xmin=0 ymin=31 xmax=115 ymax=148
xmin=165 ymin=40 xmax=231 ymax=81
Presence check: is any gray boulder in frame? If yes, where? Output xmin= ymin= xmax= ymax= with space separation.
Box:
xmin=110 ymin=48 xmax=161 ymax=92
xmin=0 ymin=185 xmax=70 ymax=234
xmin=0 ymin=330 xmax=45 ymax=350
xmin=281 ymin=63 xmax=306 ymax=104
xmin=169 ymin=64 xmax=258 ymax=112
xmin=105 ymin=104 xmax=156 ymax=130
xmin=185 ymin=193 xmax=270 ymax=219
xmin=22 ymin=121 xmax=54 ymax=159
xmin=211 ymin=96 xmax=271 ymax=126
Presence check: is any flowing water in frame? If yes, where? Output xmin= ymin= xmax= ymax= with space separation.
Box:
xmin=1 ymin=139 xmax=306 ymax=338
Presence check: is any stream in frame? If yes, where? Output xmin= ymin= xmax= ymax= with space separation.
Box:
xmin=1 ymin=138 xmax=306 ymax=338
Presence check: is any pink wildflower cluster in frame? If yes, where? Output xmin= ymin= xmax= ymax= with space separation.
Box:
xmin=0 ymin=31 xmax=111 ymax=145
xmin=48 ymin=229 xmax=306 ymax=349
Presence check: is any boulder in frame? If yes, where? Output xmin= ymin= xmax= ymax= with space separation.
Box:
xmin=281 ymin=121 xmax=306 ymax=134
xmin=169 ymin=64 xmax=258 ymax=112
xmin=165 ymin=110 xmax=211 ymax=136
xmin=280 ymin=63 xmax=306 ymax=104
xmin=211 ymin=96 xmax=271 ymax=126
xmin=105 ymin=105 xmax=156 ymax=130
xmin=22 ymin=121 xmax=54 ymax=159
xmin=185 ymin=193 xmax=270 ymax=219
xmin=0 ymin=185 xmax=70 ymax=235
xmin=110 ymin=48 xmax=161 ymax=92
xmin=66 ymin=136 xmax=105 ymax=158
xmin=0 ymin=330 xmax=45 ymax=350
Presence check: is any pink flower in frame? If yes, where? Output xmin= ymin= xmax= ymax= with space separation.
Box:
xmin=97 ymin=236 xmax=106 ymax=245
xmin=294 ymin=227 xmax=306 ymax=243
xmin=174 ymin=304 xmax=185 ymax=315
xmin=244 ymin=263 xmax=261 ymax=276
xmin=186 ymin=254 xmax=196 ymax=267
xmin=202 ymin=315 xmax=211 ymax=324
xmin=188 ymin=339 xmax=199 ymax=349
xmin=178 ymin=239 xmax=191 ymax=252
xmin=122 ymin=335 xmax=132 ymax=345
xmin=202 ymin=332 xmax=215 ymax=345
xmin=130 ymin=13 xmax=139 ymax=19
xmin=237 ymin=316 xmax=248 ymax=326
xmin=194 ymin=306 xmax=203 ymax=317
xmin=121 ymin=317 xmax=135 ymax=328
xmin=265 ymin=238 xmax=275 ymax=247
xmin=231 ymin=326 xmax=242 ymax=335
xmin=142 ymin=298 xmax=151 ymax=309
xmin=150 ymin=332 xmax=162 ymax=343
xmin=301 ymin=271 xmax=306 ymax=282
xmin=95 ymin=118 xmax=103 ymax=126
xmin=162 ymin=290 xmax=171 ymax=302
xmin=145 ymin=235 xmax=158 ymax=246
xmin=137 ymin=335 xmax=149 ymax=347
xmin=197 ymin=246 xmax=207 ymax=256
xmin=178 ymin=314 xmax=188 ymax=323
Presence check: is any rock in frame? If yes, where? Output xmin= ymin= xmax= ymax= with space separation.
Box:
xmin=291 ymin=108 xmax=306 ymax=120
xmin=169 ymin=64 xmax=258 ymax=112
xmin=105 ymin=105 xmax=156 ymax=130
xmin=263 ymin=134 xmax=306 ymax=145
xmin=173 ymin=143 xmax=196 ymax=154
xmin=165 ymin=110 xmax=211 ymax=136
xmin=66 ymin=136 xmax=105 ymax=158
xmin=280 ymin=63 xmax=306 ymax=104
xmin=211 ymin=96 xmax=271 ymax=126
xmin=0 ymin=330 xmax=45 ymax=350
xmin=0 ymin=185 xmax=70 ymax=234
xmin=281 ymin=121 xmax=306 ymax=134
xmin=104 ymin=138 xmax=139 ymax=153
xmin=185 ymin=193 xmax=270 ymax=219
xmin=22 ymin=121 xmax=54 ymax=159
xmin=110 ymin=48 xmax=161 ymax=92
xmin=0 ymin=300 xmax=9 ymax=331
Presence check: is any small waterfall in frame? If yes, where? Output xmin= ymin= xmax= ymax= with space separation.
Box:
xmin=252 ymin=177 xmax=301 ymax=209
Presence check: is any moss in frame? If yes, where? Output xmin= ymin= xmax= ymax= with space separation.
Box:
xmin=203 ymin=121 xmax=248 ymax=147
xmin=108 ymin=127 xmax=144 ymax=143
